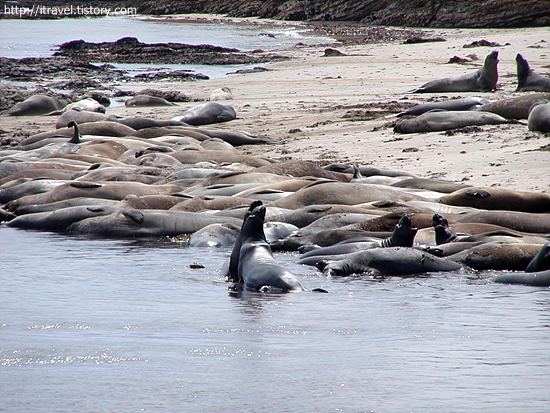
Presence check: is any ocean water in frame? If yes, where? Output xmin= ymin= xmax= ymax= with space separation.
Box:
xmin=1 ymin=16 xmax=550 ymax=413
xmin=1 ymin=225 xmax=549 ymax=413
xmin=0 ymin=15 xmax=332 ymax=78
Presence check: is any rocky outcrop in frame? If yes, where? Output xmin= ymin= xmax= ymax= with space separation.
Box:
xmin=54 ymin=37 xmax=289 ymax=65
xmin=127 ymin=0 xmax=550 ymax=28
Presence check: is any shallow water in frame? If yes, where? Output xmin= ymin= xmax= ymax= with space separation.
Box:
xmin=1 ymin=225 xmax=549 ymax=412
xmin=0 ymin=16 xmax=331 ymax=79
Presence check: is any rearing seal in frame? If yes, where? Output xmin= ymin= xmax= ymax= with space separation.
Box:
xmin=410 ymin=51 xmax=499 ymax=93
xmin=237 ymin=204 xmax=305 ymax=292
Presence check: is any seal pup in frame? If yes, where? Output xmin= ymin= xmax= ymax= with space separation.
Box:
xmin=209 ymin=87 xmax=233 ymax=101
xmin=48 ymin=98 xmax=106 ymax=115
xmin=527 ymin=100 xmax=550 ymax=133
xmin=237 ymin=204 xmax=305 ymax=292
xmin=515 ymin=53 xmax=550 ymax=92
xmin=409 ymin=51 xmax=499 ymax=93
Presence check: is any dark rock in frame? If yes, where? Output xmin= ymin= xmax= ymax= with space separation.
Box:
xmin=126 ymin=0 xmax=550 ymax=28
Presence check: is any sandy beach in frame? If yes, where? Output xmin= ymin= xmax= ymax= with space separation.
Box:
xmin=2 ymin=18 xmax=549 ymax=192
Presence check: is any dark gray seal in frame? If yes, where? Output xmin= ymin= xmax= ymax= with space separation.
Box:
xmin=237 ymin=204 xmax=305 ymax=292
xmin=297 ymin=214 xmax=418 ymax=266
xmin=491 ymin=270 xmax=550 ymax=287
xmin=1 ymin=94 xmax=67 ymax=116
xmin=395 ymin=97 xmax=490 ymax=117
xmin=410 ymin=51 xmax=499 ymax=93
xmin=394 ymin=110 xmax=517 ymax=134
xmin=527 ymin=101 xmax=550 ymax=133
xmin=317 ymin=247 xmax=463 ymax=277
xmin=515 ymin=53 xmax=550 ymax=92
xmin=171 ymin=102 xmax=236 ymax=125
xmin=525 ymin=242 xmax=550 ymax=273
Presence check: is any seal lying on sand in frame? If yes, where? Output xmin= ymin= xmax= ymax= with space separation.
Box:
xmin=1 ymin=94 xmax=67 ymax=116
xmin=527 ymin=101 xmax=550 ymax=133
xmin=409 ymin=51 xmax=499 ymax=93
xmin=394 ymin=110 xmax=517 ymax=134
xmin=515 ymin=53 xmax=550 ymax=92
xmin=171 ymin=102 xmax=237 ymax=126
xmin=394 ymin=97 xmax=490 ymax=117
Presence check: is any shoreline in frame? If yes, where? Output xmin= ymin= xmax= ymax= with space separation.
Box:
xmin=1 ymin=19 xmax=549 ymax=193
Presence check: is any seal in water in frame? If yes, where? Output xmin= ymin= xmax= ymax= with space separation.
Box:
xmin=237 ymin=203 xmax=305 ymax=292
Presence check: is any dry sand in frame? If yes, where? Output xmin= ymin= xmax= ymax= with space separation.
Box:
xmin=2 ymin=18 xmax=549 ymax=193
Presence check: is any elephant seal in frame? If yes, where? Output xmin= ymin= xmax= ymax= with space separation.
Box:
xmin=440 ymin=187 xmax=550 ymax=213
xmin=297 ymin=214 xmax=418 ymax=266
xmin=209 ymin=87 xmax=233 ymax=101
xmin=527 ymin=101 xmax=550 ymax=133
xmin=324 ymin=164 xmax=417 ymax=179
xmin=410 ymin=51 xmax=499 ymax=93
xmin=18 ymin=121 xmax=137 ymax=147
xmin=491 ymin=269 xmax=550 ymax=287
xmin=6 ymin=205 xmax=122 ymax=231
xmin=104 ymin=115 xmax=188 ymax=130
xmin=270 ymin=182 xmax=430 ymax=210
xmin=432 ymin=214 xmax=460 ymax=245
xmin=237 ymin=204 xmax=305 ymax=292
xmin=56 ymin=109 xmax=108 ymax=128
xmin=6 ymin=181 xmax=183 ymax=211
xmin=447 ymin=242 xmax=545 ymax=271
xmin=188 ymin=222 xmax=241 ymax=248
xmin=171 ymin=102 xmax=236 ymax=125
xmin=317 ymin=247 xmax=463 ymax=277
xmin=1 ymin=94 xmax=67 ymax=116
xmin=226 ymin=200 xmax=263 ymax=283
xmin=394 ymin=110 xmax=517 ymax=134
xmin=125 ymin=95 xmax=176 ymax=107
xmin=49 ymin=98 xmax=106 ymax=115
xmin=453 ymin=210 xmax=550 ymax=234
xmin=515 ymin=53 xmax=550 ymax=92
xmin=395 ymin=97 xmax=490 ymax=117
xmin=525 ymin=242 xmax=550 ymax=272
xmin=475 ymin=93 xmax=550 ymax=120
xmin=67 ymin=208 xmax=243 ymax=238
